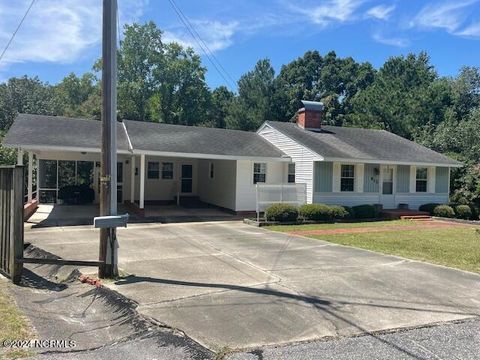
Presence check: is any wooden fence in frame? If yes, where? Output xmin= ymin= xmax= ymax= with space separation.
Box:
xmin=0 ymin=166 xmax=24 ymax=284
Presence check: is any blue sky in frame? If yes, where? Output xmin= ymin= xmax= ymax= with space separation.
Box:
xmin=1 ymin=0 xmax=480 ymax=90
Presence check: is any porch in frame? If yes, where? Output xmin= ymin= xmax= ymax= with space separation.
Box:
xmin=27 ymin=203 xmax=238 ymax=227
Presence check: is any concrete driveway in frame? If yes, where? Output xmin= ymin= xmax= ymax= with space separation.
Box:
xmin=25 ymin=221 xmax=480 ymax=350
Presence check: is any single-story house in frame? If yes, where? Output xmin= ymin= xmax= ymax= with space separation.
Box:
xmin=2 ymin=100 xmax=461 ymax=213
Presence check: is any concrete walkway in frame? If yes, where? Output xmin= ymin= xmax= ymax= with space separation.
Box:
xmin=24 ymin=221 xmax=480 ymax=350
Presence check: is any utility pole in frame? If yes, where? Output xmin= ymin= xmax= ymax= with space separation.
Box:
xmin=99 ymin=0 xmax=118 ymax=278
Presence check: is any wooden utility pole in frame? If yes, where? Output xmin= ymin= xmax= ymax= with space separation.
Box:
xmin=99 ymin=0 xmax=118 ymax=278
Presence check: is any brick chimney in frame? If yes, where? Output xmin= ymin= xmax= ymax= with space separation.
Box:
xmin=297 ymin=100 xmax=324 ymax=130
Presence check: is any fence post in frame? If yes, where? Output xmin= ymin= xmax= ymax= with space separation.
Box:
xmin=10 ymin=166 xmax=24 ymax=284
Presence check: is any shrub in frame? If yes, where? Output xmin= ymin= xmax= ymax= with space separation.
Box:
xmin=265 ymin=203 xmax=299 ymax=222
xmin=330 ymin=205 xmax=349 ymax=220
xmin=343 ymin=206 xmax=355 ymax=219
xmin=299 ymin=204 xmax=333 ymax=221
xmin=433 ymin=205 xmax=455 ymax=218
xmin=455 ymin=205 xmax=472 ymax=220
xmin=351 ymin=204 xmax=378 ymax=219
xmin=419 ymin=203 xmax=441 ymax=215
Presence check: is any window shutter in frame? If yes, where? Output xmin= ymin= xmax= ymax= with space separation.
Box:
xmin=409 ymin=165 xmax=416 ymax=193
xmin=355 ymin=164 xmax=364 ymax=193
xmin=332 ymin=163 xmax=341 ymax=192
xmin=428 ymin=167 xmax=436 ymax=193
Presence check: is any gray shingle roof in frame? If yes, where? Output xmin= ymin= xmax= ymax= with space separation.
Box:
xmin=2 ymin=114 xmax=131 ymax=152
xmin=2 ymin=114 xmax=286 ymax=159
xmin=123 ymin=120 xmax=286 ymax=158
xmin=266 ymin=121 xmax=461 ymax=166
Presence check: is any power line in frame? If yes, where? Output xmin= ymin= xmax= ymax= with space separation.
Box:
xmin=168 ymin=0 xmax=237 ymax=87
xmin=0 ymin=0 xmax=36 ymax=65
xmin=167 ymin=0 xmax=236 ymax=90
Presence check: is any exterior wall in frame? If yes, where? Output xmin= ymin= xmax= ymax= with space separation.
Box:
xmin=197 ymin=159 xmax=236 ymax=210
xmin=313 ymin=162 xmax=450 ymax=210
xmin=258 ymin=124 xmax=321 ymax=203
xmin=235 ymin=160 xmax=286 ymax=211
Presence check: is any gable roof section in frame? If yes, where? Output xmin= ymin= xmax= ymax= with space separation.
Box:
xmin=3 ymin=114 xmax=131 ymax=152
xmin=123 ymin=120 xmax=286 ymax=159
xmin=265 ymin=121 xmax=461 ymax=167
xmin=2 ymin=114 xmax=287 ymax=160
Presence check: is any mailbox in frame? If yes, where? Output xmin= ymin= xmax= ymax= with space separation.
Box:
xmin=94 ymin=214 xmax=129 ymax=228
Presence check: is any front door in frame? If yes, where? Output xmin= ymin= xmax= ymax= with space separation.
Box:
xmin=381 ymin=165 xmax=395 ymax=209
xmin=181 ymin=164 xmax=193 ymax=193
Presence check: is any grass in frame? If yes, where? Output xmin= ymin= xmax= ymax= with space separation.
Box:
xmin=268 ymin=219 xmax=421 ymax=232
xmin=270 ymin=221 xmax=480 ymax=273
xmin=0 ymin=280 xmax=33 ymax=359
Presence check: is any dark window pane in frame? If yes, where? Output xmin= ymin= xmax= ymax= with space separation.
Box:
xmin=416 ymin=180 xmax=427 ymax=192
xmin=162 ymin=162 xmax=173 ymax=179
xmin=288 ymin=174 xmax=295 ymax=183
xmin=58 ymin=161 xmax=76 ymax=188
xmin=341 ymin=165 xmax=354 ymax=178
xmin=77 ymin=161 xmax=93 ymax=186
xmin=148 ymin=162 xmax=159 ymax=179
xmin=253 ymin=174 xmax=266 ymax=184
xmin=39 ymin=160 xmax=57 ymax=188
xmin=341 ymin=178 xmax=354 ymax=192
xmin=382 ymin=182 xmax=393 ymax=194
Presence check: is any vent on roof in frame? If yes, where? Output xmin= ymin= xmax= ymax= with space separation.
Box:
xmin=297 ymin=100 xmax=324 ymax=130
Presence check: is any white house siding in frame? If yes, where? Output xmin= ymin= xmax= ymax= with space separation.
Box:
xmin=235 ymin=160 xmax=286 ymax=211
xmin=197 ymin=159 xmax=236 ymax=210
xmin=258 ymin=124 xmax=321 ymax=203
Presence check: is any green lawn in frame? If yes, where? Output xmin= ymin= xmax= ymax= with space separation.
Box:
xmin=0 ymin=281 xmax=33 ymax=359
xmin=270 ymin=221 xmax=480 ymax=273
xmin=268 ymin=219 xmax=422 ymax=232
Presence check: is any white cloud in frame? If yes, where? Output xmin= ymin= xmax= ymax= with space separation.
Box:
xmin=456 ymin=22 xmax=480 ymax=37
xmin=163 ymin=20 xmax=239 ymax=53
xmin=0 ymin=0 xmax=147 ymax=67
xmin=410 ymin=0 xmax=478 ymax=33
xmin=372 ymin=32 xmax=409 ymax=47
xmin=366 ymin=4 xmax=395 ymax=20
xmin=289 ymin=0 xmax=366 ymax=28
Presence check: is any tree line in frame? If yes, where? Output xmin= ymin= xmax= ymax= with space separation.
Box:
xmin=0 ymin=21 xmax=479 ymax=205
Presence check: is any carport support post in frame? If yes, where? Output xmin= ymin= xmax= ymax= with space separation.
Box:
xmin=17 ymin=149 xmax=23 ymax=166
xmin=27 ymin=152 xmax=33 ymax=203
xmin=130 ymin=155 xmax=135 ymax=204
xmin=99 ymin=0 xmax=118 ymax=279
xmin=140 ymin=154 xmax=145 ymax=209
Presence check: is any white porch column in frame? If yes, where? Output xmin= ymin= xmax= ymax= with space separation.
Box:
xmin=130 ymin=155 xmax=135 ymax=203
xmin=139 ymin=154 xmax=145 ymax=209
xmin=27 ymin=152 xmax=33 ymax=202
xmin=17 ymin=149 xmax=24 ymax=165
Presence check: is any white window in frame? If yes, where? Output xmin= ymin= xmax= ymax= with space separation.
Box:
xmin=209 ymin=162 xmax=214 ymax=179
xmin=340 ymin=164 xmax=355 ymax=192
xmin=147 ymin=162 xmax=159 ymax=179
xmin=288 ymin=163 xmax=295 ymax=183
xmin=162 ymin=162 xmax=174 ymax=179
xmin=416 ymin=167 xmax=428 ymax=192
xmin=253 ymin=163 xmax=266 ymax=184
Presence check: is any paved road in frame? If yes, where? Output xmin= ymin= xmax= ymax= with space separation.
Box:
xmin=229 ymin=318 xmax=480 ymax=360
xmin=25 ymin=221 xmax=480 ymax=351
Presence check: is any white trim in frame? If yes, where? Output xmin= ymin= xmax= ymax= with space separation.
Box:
xmin=130 ymin=155 xmax=135 ymax=203
xmin=324 ymin=157 xmax=462 ymax=168
xmin=122 ymin=121 xmax=134 ymax=152
xmin=10 ymin=144 xmax=132 ymax=155
xmin=27 ymin=152 xmax=33 ymax=202
xmin=139 ymin=154 xmax=145 ymax=209
xmin=133 ymin=149 xmax=291 ymax=162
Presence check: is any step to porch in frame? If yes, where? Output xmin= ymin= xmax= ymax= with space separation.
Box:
xmin=400 ymin=215 xmax=432 ymax=221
